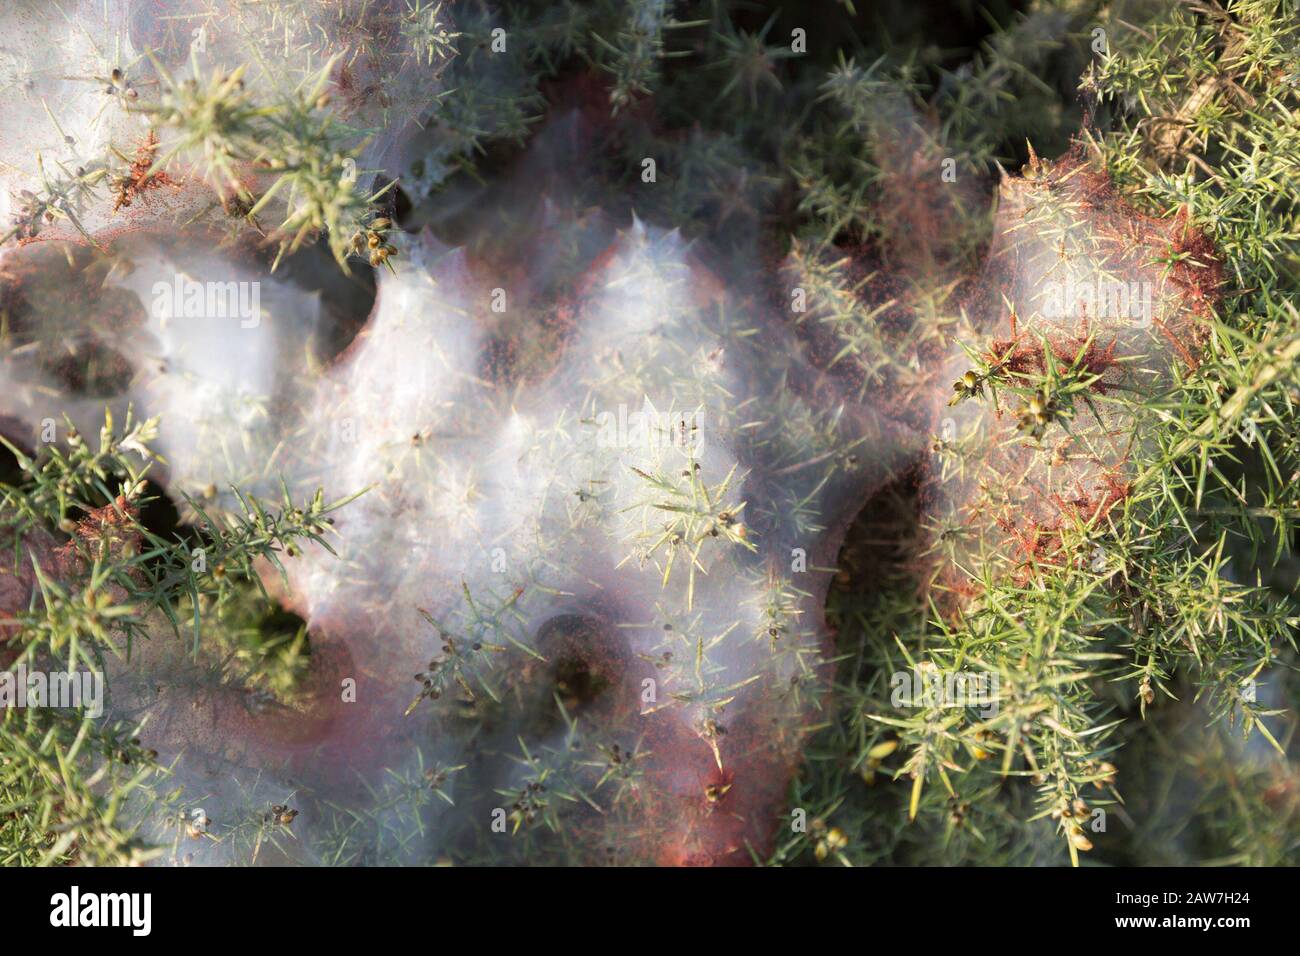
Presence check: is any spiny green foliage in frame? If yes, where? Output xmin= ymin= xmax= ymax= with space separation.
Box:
xmin=0 ymin=410 xmax=352 ymax=865
xmin=139 ymin=55 xmax=400 ymax=270
xmin=3 ymin=0 xmax=1298 ymax=867
xmin=786 ymin=0 xmax=1300 ymax=867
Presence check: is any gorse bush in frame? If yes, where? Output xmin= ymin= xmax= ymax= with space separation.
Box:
xmin=0 ymin=0 xmax=1297 ymax=867
xmin=803 ymin=0 xmax=1300 ymax=866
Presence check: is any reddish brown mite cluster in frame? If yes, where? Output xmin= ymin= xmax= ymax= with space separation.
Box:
xmin=1164 ymin=206 xmax=1226 ymax=322
xmin=57 ymin=495 xmax=139 ymax=561
xmin=112 ymin=133 xmax=176 ymax=213
xmin=985 ymin=327 xmax=1121 ymax=394
xmin=996 ymin=473 xmax=1132 ymax=585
